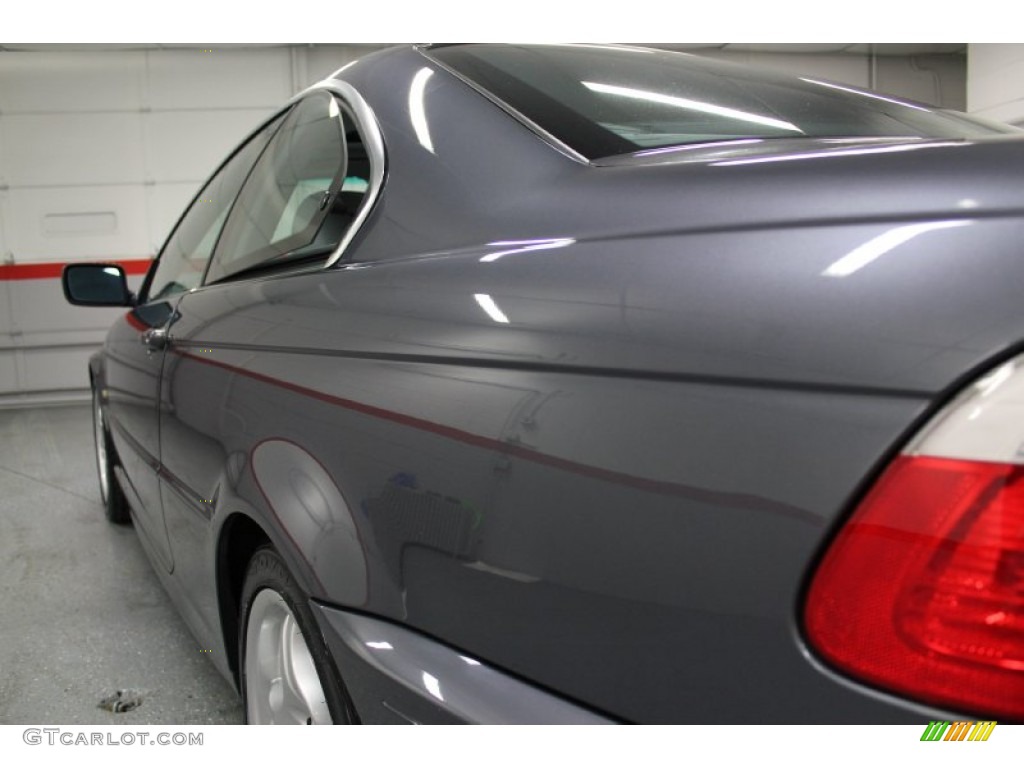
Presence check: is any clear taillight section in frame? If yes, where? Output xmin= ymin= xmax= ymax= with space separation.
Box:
xmin=805 ymin=357 xmax=1024 ymax=719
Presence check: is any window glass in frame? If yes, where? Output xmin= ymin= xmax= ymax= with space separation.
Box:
xmin=146 ymin=115 xmax=283 ymax=302
xmin=431 ymin=44 xmax=1019 ymax=160
xmin=207 ymin=92 xmax=367 ymax=282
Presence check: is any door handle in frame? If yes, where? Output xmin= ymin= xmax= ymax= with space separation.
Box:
xmin=142 ymin=327 xmax=170 ymax=352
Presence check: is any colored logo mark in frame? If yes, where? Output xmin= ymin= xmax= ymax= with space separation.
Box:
xmin=920 ymin=721 xmax=996 ymax=741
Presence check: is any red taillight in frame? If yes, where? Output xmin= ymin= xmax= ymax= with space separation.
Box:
xmin=806 ymin=395 xmax=1024 ymax=718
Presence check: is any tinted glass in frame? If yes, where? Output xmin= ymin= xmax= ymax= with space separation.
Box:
xmin=431 ymin=44 xmax=1017 ymax=159
xmin=146 ymin=115 xmax=283 ymax=302
xmin=207 ymin=92 xmax=360 ymax=282
xmin=63 ymin=264 xmax=130 ymax=306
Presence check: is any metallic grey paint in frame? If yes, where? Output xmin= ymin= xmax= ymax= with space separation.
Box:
xmin=316 ymin=606 xmax=611 ymax=724
xmin=77 ymin=45 xmax=1024 ymax=723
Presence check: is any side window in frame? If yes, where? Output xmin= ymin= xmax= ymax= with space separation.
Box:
xmin=206 ymin=92 xmax=369 ymax=283
xmin=145 ymin=114 xmax=284 ymax=303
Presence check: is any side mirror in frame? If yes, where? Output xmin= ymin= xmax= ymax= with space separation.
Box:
xmin=61 ymin=263 xmax=134 ymax=307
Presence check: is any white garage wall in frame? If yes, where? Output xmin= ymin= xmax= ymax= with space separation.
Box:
xmin=0 ymin=44 xmax=969 ymax=404
xmin=696 ymin=50 xmax=967 ymax=110
xmin=967 ymin=44 xmax=1024 ymax=126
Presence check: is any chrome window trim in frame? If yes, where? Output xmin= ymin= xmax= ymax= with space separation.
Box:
xmin=416 ymin=46 xmax=592 ymax=167
xmin=290 ymin=77 xmax=387 ymax=269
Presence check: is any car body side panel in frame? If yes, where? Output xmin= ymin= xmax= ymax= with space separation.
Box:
xmin=101 ymin=307 xmax=176 ymax=571
xmin=184 ymin=220 xmax=1024 ymax=396
xmin=330 ymin=47 xmax=1024 ymax=393
xmin=157 ymin=348 xmax=234 ymax=652
xmin=313 ymin=605 xmax=614 ymax=724
xmin=338 ymin=49 xmax=1024 ymax=278
xmin=134 ymin=46 xmax=1024 ymax=722
xmin=154 ymin=220 xmax=999 ymax=721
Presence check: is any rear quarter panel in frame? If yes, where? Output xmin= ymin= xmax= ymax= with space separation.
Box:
xmin=155 ymin=212 xmax=1024 ymax=722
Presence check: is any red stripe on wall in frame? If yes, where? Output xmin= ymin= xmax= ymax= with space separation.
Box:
xmin=0 ymin=258 xmax=152 ymax=281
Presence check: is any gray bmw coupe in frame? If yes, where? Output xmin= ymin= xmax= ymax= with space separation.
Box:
xmin=62 ymin=44 xmax=1024 ymax=724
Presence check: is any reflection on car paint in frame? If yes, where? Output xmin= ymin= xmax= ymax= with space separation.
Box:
xmin=363 ymin=472 xmax=482 ymax=589
xmin=252 ymin=438 xmax=369 ymax=606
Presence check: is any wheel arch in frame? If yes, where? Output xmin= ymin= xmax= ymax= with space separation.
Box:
xmin=216 ymin=512 xmax=272 ymax=689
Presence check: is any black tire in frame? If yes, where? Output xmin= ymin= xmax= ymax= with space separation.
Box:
xmin=239 ymin=547 xmax=354 ymax=724
xmin=92 ymin=386 xmax=131 ymax=524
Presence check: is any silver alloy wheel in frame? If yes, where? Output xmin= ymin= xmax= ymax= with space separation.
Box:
xmin=93 ymin=391 xmax=110 ymax=504
xmin=244 ymin=588 xmax=332 ymax=724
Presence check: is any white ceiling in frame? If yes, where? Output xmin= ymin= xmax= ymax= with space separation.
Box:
xmin=646 ymin=43 xmax=966 ymax=55
xmin=0 ymin=43 xmax=968 ymax=56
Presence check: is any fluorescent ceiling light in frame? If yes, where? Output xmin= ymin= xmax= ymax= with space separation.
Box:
xmin=410 ymin=67 xmax=435 ymax=154
xmin=480 ymin=237 xmax=574 ymax=263
xmin=822 ymin=220 xmax=971 ymax=278
xmin=474 ymin=293 xmax=510 ymax=324
xmin=423 ymin=672 xmax=444 ymax=701
xmin=714 ymin=141 xmax=962 ymax=166
xmin=800 ymin=78 xmax=931 ymax=112
xmin=583 ymin=81 xmax=803 ymax=134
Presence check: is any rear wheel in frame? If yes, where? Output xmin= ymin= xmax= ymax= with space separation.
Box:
xmin=93 ymin=386 xmax=131 ymax=524
xmin=239 ymin=547 xmax=352 ymax=724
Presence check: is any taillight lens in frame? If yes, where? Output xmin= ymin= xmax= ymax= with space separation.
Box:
xmin=805 ymin=358 xmax=1024 ymax=719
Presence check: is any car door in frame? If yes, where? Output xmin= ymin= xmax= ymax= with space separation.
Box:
xmin=104 ymin=112 xmax=284 ymax=572
xmin=102 ymin=292 xmax=177 ymax=569
xmin=157 ymin=91 xmax=366 ymax=640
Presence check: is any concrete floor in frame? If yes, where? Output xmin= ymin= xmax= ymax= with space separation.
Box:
xmin=0 ymin=405 xmax=243 ymax=724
